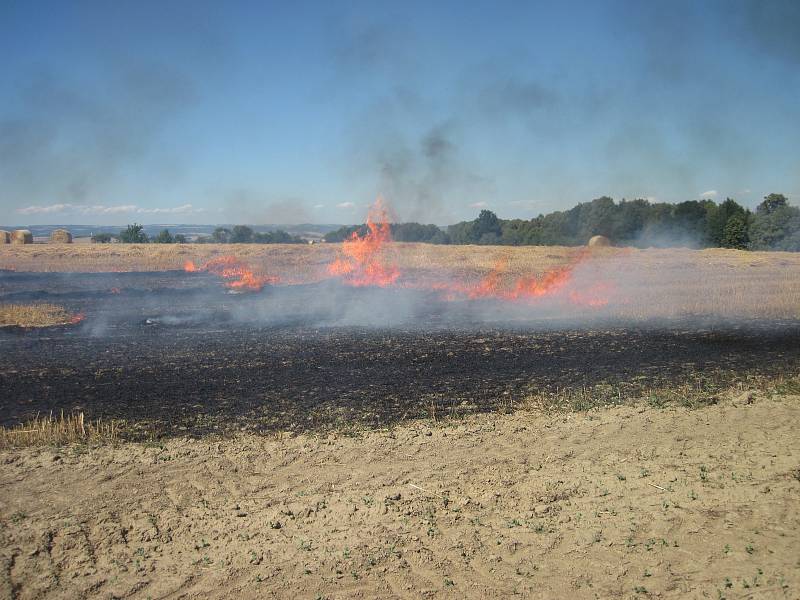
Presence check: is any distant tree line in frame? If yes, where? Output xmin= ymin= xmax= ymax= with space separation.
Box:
xmin=323 ymin=193 xmax=800 ymax=250
xmin=92 ymin=224 xmax=189 ymax=244
xmin=197 ymin=226 xmax=304 ymax=244
xmin=323 ymin=222 xmax=449 ymax=244
xmin=104 ymin=194 xmax=800 ymax=250
xmin=100 ymin=224 xmax=304 ymax=244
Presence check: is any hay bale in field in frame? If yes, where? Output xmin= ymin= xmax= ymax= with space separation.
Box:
xmin=587 ymin=235 xmax=611 ymax=247
xmin=11 ymin=229 xmax=33 ymax=245
xmin=0 ymin=230 xmax=10 ymax=244
xmin=49 ymin=229 xmax=73 ymax=243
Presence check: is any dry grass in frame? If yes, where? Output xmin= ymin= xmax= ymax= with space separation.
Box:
xmin=0 ymin=412 xmax=118 ymax=449
xmin=520 ymin=382 xmax=723 ymax=414
xmin=2 ymin=243 xmax=800 ymax=319
xmin=0 ymin=303 xmax=77 ymax=327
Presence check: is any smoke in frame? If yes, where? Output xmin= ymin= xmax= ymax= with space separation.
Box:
xmin=328 ymin=3 xmax=799 ymax=219
xmin=731 ymin=0 xmax=800 ymax=65
xmin=4 ymin=241 xmax=797 ymax=339
xmin=326 ymin=17 xmax=612 ymax=220
xmin=330 ymin=19 xmax=496 ymax=224
xmin=0 ymin=62 xmax=196 ymax=207
xmin=606 ymin=0 xmax=800 ymax=204
xmin=221 ymin=190 xmax=311 ymax=225
xmin=632 ymin=225 xmax=705 ymax=250
xmin=365 ymin=122 xmax=492 ymax=224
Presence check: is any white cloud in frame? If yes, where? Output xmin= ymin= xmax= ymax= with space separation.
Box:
xmin=700 ymin=190 xmax=718 ymax=199
xmin=16 ymin=203 xmax=73 ymax=215
xmin=336 ymin=202 xmax=355 ymax=209
xmin=137 ymin=204 xmax=196 ymax=214
xmin=16 ymin=203 xmax=201 ymax=216
xmin=100 ymin=205 xmax=138 ymax=214
xmin=313 ymin=204 xmax=325 ymax=209
xmin=469 ymin=201 xmax=488 ymax=209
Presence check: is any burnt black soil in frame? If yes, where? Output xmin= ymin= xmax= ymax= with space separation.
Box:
xmin=2 ymin=271 xmax=799 ymax=438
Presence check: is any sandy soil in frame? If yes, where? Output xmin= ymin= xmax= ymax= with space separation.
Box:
xmin=1 ymin=395 xmax=798 ymax=599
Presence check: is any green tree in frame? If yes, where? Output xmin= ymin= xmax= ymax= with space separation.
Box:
xmin=253 ymin=230 xmax=304 ymax=243
xmin=230 ymin=225 xmax=254 ymax=243
xmin=91 ymin=232 xmax=114 ymax=243
xmin=153 ymin=229 xmax=174 ymax=244
xmin=580 ymin=196 xmax=616 ymax=240
xmin=174 ymin=234 xmax=187 ymax=243
xmin=324 ymin=225 xmax=363 ymax=242
xmin=707 ymin=198 xmax=747 ymax=246
xmin=119 ymin=223 xmax=148 ymax=243
xmin=212 ymin=227 xmax=231 ymax=243
xmin=749 ymin=195 xmax=800 ymax=250
xmin=757 ymin=193 xmax=788 ymax=215
xmin=391 ymin=223 xmax=447 ymax=243
xmin=613 ymin=198 xmax=651 ymax=244
xmin=474 ymin=210 xmax=502 ymax=244
xmin=446 ymin=221 xmax=476 ymax=244
xmin=674 ymin=200 xmax=711 ymax=244
xmin=721 ymin=214 xmax=749 ymax=249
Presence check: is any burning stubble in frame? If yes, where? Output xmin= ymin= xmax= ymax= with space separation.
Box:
xmin=181 ymin=198 xmax=617 ymax=317
xmin=184 ymin=256 xmax=278 ymax=292
xmin=2 ymin=204 xmax=799 ymax=330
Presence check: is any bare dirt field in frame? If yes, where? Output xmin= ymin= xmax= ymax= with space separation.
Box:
xmin=1 ymin=394 xmax=799 ymax=599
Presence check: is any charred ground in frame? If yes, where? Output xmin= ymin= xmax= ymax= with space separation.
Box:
xmin=2 ymin=271 xmax=799 ymax=438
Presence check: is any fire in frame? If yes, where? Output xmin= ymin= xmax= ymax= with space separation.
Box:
xmin=184 ymin=256 xmax=277 ymax=292
xmin=69 ymin=313 xmax=85 ymax=325
xmin=460 ymin=260 xmax=575 ymax=302
xmin=568 ymin=282 xmax=614 ymax=307
xmin=328 ymin=197 xmax=400 ymax=287
xmin=178 ymin=198 xmax=616 ymax=308
xmin=322 ymin=197 xmax=615 ymax=307
xmin=110 ymin=287 xmax=121 ymax=294
xmin=466 ymin=259 xmax=507 ymax=299
xmin=428 ymin=248 xmax=614 ymax=307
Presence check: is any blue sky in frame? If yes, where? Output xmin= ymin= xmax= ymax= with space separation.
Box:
xmin=1 ymin=0 xmax=799 ymax=225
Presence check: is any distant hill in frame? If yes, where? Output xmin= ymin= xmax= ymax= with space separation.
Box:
xmin=0 ymin=224 xmax=345 ymax=241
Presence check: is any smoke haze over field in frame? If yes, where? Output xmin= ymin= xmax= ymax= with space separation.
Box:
xmin=1 ymin=1 xmax=799 ymax=225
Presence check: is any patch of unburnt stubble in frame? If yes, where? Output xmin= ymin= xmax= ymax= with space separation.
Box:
xmin=0 ymin=303 xmax=76 ymax=328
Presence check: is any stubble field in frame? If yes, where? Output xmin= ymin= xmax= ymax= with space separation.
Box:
xmin=1 ymin=243 xmax=799 ymax=598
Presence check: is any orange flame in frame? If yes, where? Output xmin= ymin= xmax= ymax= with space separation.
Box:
xmin=507 ymin=263 xmax=575 ymax=300
xmin=184 ymin=256 xmax=277 ymax=291
xmin=466 ymin=259 xmax=507 ymax=299
xmin=568 ymin=282 xmax=615 ymax=307
xmin=69 ymin=313 xmax=85 ymax=325
xmin=431 ymin=248 xmax=614 ymax=306
xmin=322 ymin=198 xmax=615 ymax=308
xmin=110 ymin=287 xmax=121 ymax=295
xmin=179 ymin=199 xmax=616 ymax=308
xmin=328 ymin=197 xmax=400 ymax=287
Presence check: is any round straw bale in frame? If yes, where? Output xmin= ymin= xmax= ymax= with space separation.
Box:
xmin=11 ymin=229 xmax=33 ymax=245
xmin=49 ymin=229 xmax=73 ymax=243
xmin=0 ymin=230 xmax=10 ymax=244
xmin=587 ymin=235 xmax=611 ymax=247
